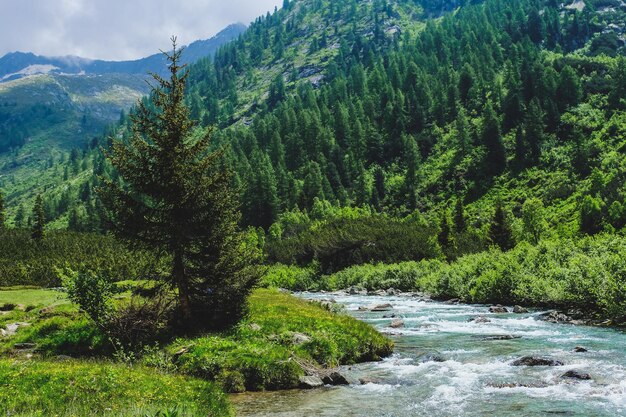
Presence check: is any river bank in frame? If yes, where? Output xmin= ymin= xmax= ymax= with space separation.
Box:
xmin=234 ymin=292 xmax=626 ymax=417
xmin=0 ymin=287 xmax=393 ymax=415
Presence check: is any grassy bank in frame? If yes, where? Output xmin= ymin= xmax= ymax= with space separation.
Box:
xmin=0 ymin=287 xmax=393 ymax=406
xmin=0 ymin=359 xmax=231 ymax=417
xmin=165 ymin=289 xmax=393 ymax=392
xmin=265 ymin=234 xmax=626 ymax=323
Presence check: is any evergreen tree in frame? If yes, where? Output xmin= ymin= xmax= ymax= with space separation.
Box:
xmin=489 ymin=200 xmax=513 ymax=251
xmin=525 ymin=99 xmax=546 ymax=164
xmin=454 ymin=197 xmax=466 ymax=234
xmin=100 ymin=39 xmax=259 ymax=329
xmin=481 ymin=101 xmax=507 ymax=177
xmin=31 ymin=194 xmax=45 ymax=241
xmin=0 ymin=189 xmax=4 ymax=229
xmin=438 ymin=211 xmax=453 ymax=256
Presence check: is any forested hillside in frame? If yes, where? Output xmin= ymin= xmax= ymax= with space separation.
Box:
xmin=3 ymin=0 xmax=626 ymax=265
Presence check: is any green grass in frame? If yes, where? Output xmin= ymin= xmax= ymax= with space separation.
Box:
xmin=0 ymin=287 xmax=68 ymax=308
xmin=0 ymin=287 xmax=392 ymax=395
xmin=164 ymin=289 xmax=393 ymax=392
xmin=0 ymin=359 xmax=232 ymax=417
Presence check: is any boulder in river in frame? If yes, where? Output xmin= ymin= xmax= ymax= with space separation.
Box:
xmin=537 ymin=311 xmax=572 ymax=323
xmin=390 ymin=319 xmax=405 ymax=329
xmin=511 ymin=356 xmax=564 ymax=367
xmin=574 ymin=346 xmax=588 ymax=353
xmin=419 ymin=353 xmax=446 ymax=363
xmin=368 ymin=303 xmax=393 ymax=312
xmin=322 ymin=371 xmax=349 ymax=386
xmin=359 ymin=377 xmax=382 ymax=385
xmin=513 ymin=305 xmax=529 ymax=314
xmin=480 ymin=335 xmax=522 ymax=341
xmin=444 ymin=298 xmax=460 ymax=305
xmin=299 ymin=375 xmax=324 ymax=389
xmin=489 ymin=305 xmax=509 ymax=313
xmin=562 ymin=370 xmax=591 ymax=380
xmin=469 ymin=315 xmax=491 ymax=323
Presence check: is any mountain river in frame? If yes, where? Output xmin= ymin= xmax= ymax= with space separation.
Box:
xmin=232 ymin=292 xmax=626 ymax=416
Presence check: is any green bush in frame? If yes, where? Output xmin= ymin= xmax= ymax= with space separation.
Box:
xmin=313 ymin=235 xmax=626 ymax=320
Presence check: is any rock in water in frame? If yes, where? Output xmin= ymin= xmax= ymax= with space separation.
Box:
xmin=480 ymin=335 xmax=522 ymax=341
xmin=369 ymin=303 xmax=393 ymax=312
xmin=538 ymin=311 xmax=572 ymax=323
xmin=322 ymin=372 xmax=349 ymax=386
xmin=562 ymin=370 xmax=591 ymax=380
xmin=390 ymin=319 xmax=405 ymax=328
xmin=511 ymin=356 xmax=564 ymax=367
xmin=574 ymin=346 xmax=588 ymax=353
xmin=489 ymin=305 xmax=509 ymax=313
xmin=513 ymin=305 xmax=529 ymax=314
xmin=299 ymin=376 xmax=324 ymax=389
xmin=469 ymin=315 xmax=491 ymax=323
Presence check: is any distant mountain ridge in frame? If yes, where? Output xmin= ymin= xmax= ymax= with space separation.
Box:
xmin=0 ymin=23 xmax=247 ymax=82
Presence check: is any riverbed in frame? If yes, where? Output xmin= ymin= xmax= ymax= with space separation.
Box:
xmin=233 ymin=293 xmax=626 ymax=416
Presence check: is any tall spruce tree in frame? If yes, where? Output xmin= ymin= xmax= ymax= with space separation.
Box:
xmin=31 ymin=194 xmax=45 ymax=241
xmin=100 ymin=38 xmax=260 ymax=329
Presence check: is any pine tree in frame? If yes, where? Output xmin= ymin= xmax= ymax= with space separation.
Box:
xmin=0 ymin=189 xmax=5 ymax=229
xmin=489 ymin=200 xmax=513 ymax=251
xmin=481 ymin=101 xmax=507 ymax=177
xmin=31 ymin=194 xmax=45 ymax=241
xmin=525 ymin=99 xmax=546 ymax=164
xmin=438 ymin=211 xmax=453 ymax=256
xmin=100 ymin=38 xmax=260 ymax=329
xmin=454 ymin=197 xmax=466 ymax=234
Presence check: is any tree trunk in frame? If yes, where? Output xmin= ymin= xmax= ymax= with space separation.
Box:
xmin=173 ymin=251 xmax=192 ymax=321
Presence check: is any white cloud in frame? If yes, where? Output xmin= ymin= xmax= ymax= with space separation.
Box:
xmin=0 ymin=0 xmax=282 ymax=60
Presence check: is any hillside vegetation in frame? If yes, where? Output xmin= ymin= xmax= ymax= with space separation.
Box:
xmin=2 ymin=0 xmax=626 ymax=309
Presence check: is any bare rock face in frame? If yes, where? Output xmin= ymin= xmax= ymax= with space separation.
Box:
xmin=511 ymin=356 xmax=564 ymax=367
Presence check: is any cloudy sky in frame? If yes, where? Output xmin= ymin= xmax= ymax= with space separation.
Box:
xmin=1 ymin=0 xmax=282 ymax=61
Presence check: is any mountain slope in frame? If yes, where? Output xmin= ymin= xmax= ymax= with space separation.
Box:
xmin=0 ymin=23 xmax=247 ymax=82
xmin=3 ymin=0 xmax=626 ymax=260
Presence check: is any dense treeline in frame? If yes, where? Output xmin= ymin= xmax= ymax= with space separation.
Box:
xmin=3 ymin=0 xmax=626 ymax=273
xmin=0 ymin=230 xmax=163 ymax=287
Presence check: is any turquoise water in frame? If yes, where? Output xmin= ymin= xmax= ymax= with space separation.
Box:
xmin=233 ymin=293 xmax=626 ymax=416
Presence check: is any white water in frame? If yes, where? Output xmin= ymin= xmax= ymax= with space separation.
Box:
xmin=233 ymin=293 xmax=626 ymax=416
